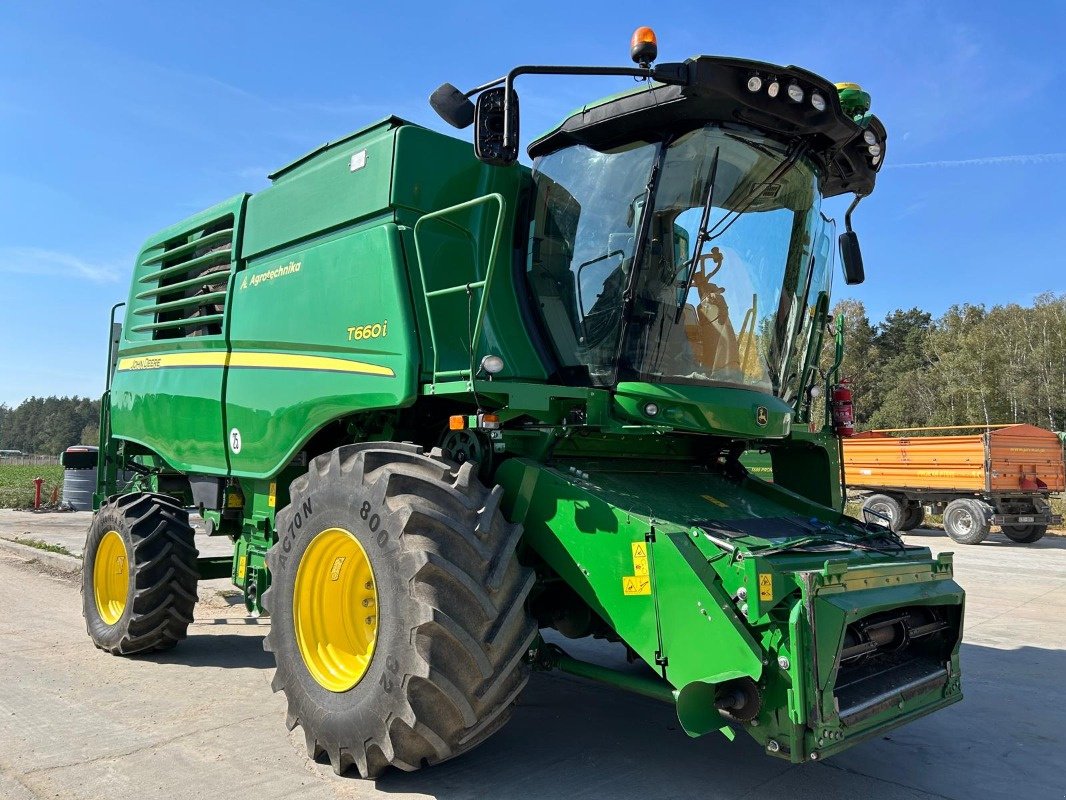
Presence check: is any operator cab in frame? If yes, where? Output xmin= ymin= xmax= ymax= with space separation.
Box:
xmin=431 ymin=30 xmax=883 ymax=425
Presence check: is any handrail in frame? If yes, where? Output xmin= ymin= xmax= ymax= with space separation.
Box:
xmin=105 ymin=302 xmax=126 ymax=390
xmin=413 ymin=193 xmax=506 ymax=381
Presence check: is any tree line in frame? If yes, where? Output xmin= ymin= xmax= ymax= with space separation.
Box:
xmin=0 ymin=396 xmax=100 ymax=456
xmin=827 ymin=292 xmax=1066 ymax=432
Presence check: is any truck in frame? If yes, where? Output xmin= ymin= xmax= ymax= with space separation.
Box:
xmin=844 ymin=424 xmax=1064 ymax=544
xmin=83 ymin=29 xmax=964 ymax=778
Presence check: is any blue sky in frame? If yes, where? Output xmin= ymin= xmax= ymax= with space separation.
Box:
xmin=1 ymin=1 xmax=1063 ymax=405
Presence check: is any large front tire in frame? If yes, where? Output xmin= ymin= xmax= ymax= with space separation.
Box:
xmin=264 ymin=443 xmax=536 ymax=778
xmin=82 ymin=493 xmax=199 ymax=654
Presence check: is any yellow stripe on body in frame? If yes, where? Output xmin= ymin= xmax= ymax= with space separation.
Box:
xmin=116 ymin=351 xmax=394 ymax=377
xmin=227 ymin=352 xmax=394 ymax=376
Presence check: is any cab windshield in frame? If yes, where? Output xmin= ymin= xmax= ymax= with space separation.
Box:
xmin=527 ymin=124 xmax=828 ymax=400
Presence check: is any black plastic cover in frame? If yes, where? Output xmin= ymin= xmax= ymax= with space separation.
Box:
xmin=528 ymin=56 xmax=887 ymax=198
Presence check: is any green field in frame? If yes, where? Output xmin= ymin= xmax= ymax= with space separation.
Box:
xmin=0 ymin=465 xmax=65 ymax=509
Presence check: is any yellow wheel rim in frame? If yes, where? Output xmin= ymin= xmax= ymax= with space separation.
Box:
xmin=294 ymin=527 xmax=378 ymax=692
xmin=93 ymin=530 xmax=129 ymax=625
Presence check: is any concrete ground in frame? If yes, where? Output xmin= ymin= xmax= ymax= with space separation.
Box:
xmin=1 ymin=513 xmax=1063 ymax=800
xmin=0 ymin=509 xmax=233 ymax=559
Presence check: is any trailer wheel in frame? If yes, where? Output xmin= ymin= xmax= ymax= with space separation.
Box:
xmin=943 ymin=499 xmax=991 ymax=545
xmin=862 ymin=494 xmax=904 ymax=532
xmin=82 ymin=493 xmax=199 ymax=654
xmin=263 ymin=442 xmax=536 ymax=778
xmin=1001 ymin=523 xmax=1047 ymax=544
xmin=899 ymin=503 xmax=926 ymax=532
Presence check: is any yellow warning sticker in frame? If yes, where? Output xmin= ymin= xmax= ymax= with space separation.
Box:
xmin=237 ymin=554 xmax=247 ymax=581
xmin=702 ymin=493 xmax=728 ymax=508
xmin=624 ymin=541 xmax=652 ymax=592
xmin=622 ymin=575 xmax=652 ymax=595
xmin=268 ymin=481 xmax=277 ymax=508
xmin=758 ymin=573 xmax=773 ymax=601
xmin=631 ymin=542 xmax=649 ymax=575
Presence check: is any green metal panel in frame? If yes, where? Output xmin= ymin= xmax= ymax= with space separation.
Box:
xmin=614 ymin=382 xmax=794 ymax=438
xmin=224 ymin=223 xmax=418 ymax=479
xmin=742 ymin=429 xmax=846 ymax=511
xmin=391 ymin=125 xmax=547 ymax=383
xmin=241 ymin=118 xmax=400 ymax=260
xmin=500 ymin=458 xmax=663 ymax=662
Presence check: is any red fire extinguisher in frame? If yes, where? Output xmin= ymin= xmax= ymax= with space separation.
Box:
xmin=831 ymin=381 xmax=855 ymax=438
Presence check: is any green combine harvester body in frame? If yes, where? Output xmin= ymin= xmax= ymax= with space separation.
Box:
xmin=87 ymin=38 xmax=964 ymax=775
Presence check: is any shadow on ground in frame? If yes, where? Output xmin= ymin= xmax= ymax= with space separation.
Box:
xmin=906 ymin=527 xmax=1066 ymax=550
xmin=363 ymin=641 xmax=1063 ymax=800
xmin=140 ymin=629 xmax=273 ymax=670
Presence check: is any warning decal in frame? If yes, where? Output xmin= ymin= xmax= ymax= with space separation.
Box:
xmin=758 ymin=572 xmax=773 ymax=601
xmin=622 ymin=540 xmax=652 ymax=595
xmin=623 ymin=576 xmax=651 ymax=595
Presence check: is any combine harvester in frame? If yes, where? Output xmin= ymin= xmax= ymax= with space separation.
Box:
xmin=84 ymin=29 xmax=964 ymax=776
xmin=845 ymin=424 xmax=1064 ymax=543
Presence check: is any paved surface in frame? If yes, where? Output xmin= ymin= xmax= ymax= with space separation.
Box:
xmin=1 ymin=522 xmax=1064 ymax=800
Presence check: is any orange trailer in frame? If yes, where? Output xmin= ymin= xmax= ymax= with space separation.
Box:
xmin=843 ymin=424 xmax=1064 ymax=544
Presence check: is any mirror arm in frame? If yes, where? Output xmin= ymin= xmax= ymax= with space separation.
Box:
xmin=464 ymin=75 xmax=508 ymax=97
xmin=844 ymin=193 xmax=865 ymax=233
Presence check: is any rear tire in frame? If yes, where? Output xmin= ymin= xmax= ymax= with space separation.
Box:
xmin=263 ymin=442 xmax=536 ymax=778
xmin=943 ymin=498 xmax=991 ymax=545
xmin=82 ymin=493 xmax=199 ymax=654
xmin=862 ymin=494 xmax=904 ymax=532
xmin=899 ymin=503 xmax=926 ymax=532
xmin=1001 ymin=523 xmax=1046 ymax=544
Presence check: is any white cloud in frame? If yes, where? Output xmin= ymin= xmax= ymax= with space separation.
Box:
xmin=0 ymin=247 xmax=123 ymax=282
xmin=887 ymin=153 xmax=1066 ymax=169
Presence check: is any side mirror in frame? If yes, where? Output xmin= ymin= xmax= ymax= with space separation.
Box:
xmin=429 ymin=83 xmax=475 ymax=129
xmin=474 ymin=87 xmax=519 ymax=167
xmin=838 ymin=230 xmax=865 ymax=285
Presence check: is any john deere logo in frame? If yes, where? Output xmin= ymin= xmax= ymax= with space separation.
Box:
xmin=755 ymin=406 xmax=768 ymax=427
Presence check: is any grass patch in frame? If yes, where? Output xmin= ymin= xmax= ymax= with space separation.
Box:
xmin=0 ymin=464 xmax=65 ymax=509
xmin=11 ymin=536 xmax=75 ymax=557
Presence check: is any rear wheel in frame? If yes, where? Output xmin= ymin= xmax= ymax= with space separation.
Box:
xmin=263 ymin=442 xmax=536 ymax=778
xmin=1001 ymin=523 xmax=1046 ymax=544
xmin=943 ymin=498 xmax=991 ymax=545
xmin=862 ymin=494 xmax=904 ymax=532
xmin=899 ymin=503 xmax=926 ymax=532
xmin=82 ymin=493 xmax=199 ymax=654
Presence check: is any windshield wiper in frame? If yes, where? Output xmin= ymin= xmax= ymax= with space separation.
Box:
xmin=704 ymin=143 xmax=808 ymax=241
xmin=673 ymin=146 xmax=720 ymax=323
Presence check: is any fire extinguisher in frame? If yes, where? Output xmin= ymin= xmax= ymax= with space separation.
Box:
xmin=830 ymin=381 xmax=855 ymax=437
